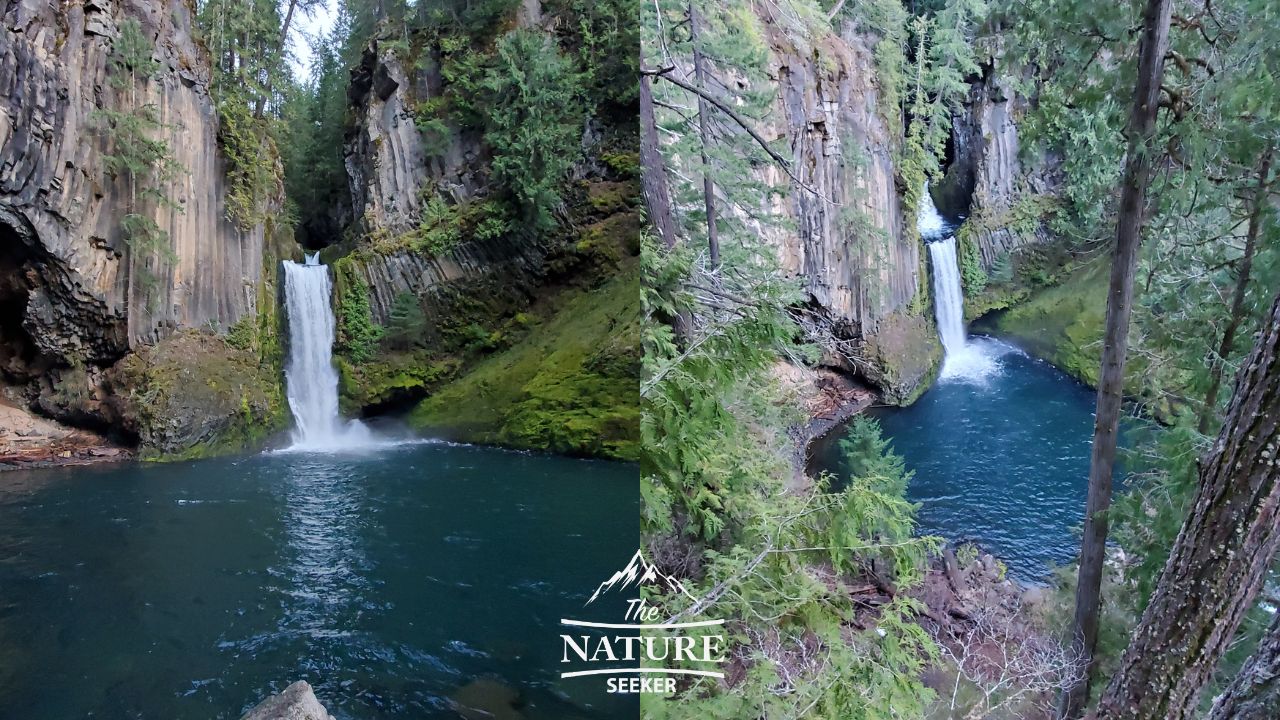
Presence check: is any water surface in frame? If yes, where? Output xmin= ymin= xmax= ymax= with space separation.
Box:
xmin=0 ymin=443 xmax=638 ymax=719
xmin=813 ymin=338 xmax=1104 ymax=581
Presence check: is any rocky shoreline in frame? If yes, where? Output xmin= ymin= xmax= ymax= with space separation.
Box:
xmin=0 ymin=401 xmax=129 ymax=471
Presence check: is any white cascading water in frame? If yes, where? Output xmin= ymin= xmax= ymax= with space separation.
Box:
xmin=928 ymin=237 xmax=967 ymax=355
xmin=282 ymin=253 xmax=375 ymax=450
xmin=918 ymin=184 xmax=997 ymax=381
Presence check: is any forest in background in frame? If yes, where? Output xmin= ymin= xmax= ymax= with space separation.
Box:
xmin=639 ymin=0 xmax=1280 ymax=717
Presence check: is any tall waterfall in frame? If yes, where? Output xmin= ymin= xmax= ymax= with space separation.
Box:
xmin=918 ymin=184 xmax=996 ymax=381
xmin=928 ymin=237 xmax=967 ymax=355
xmin=282 ymin=254 xmax=373 ymax=449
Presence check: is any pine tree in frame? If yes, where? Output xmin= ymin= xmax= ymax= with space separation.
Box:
xmin=1206 ymin=611 xmax=1280 ymax=720
xmin=384 ymin=292 xmax=427 ymax=350
xmin=1093 ymin=286 xmax=1280 ymax=720
xmin=481 ymin=29 xmax=585 ymax=231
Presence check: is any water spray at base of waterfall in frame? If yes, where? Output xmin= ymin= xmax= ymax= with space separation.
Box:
xmin=919 ymin=184 xmax=1001 ymax=383
xmin=280 ymin=254 xmax=425 ymax=453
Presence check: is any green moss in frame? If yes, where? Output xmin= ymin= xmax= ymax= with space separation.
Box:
xmin=332 ymin=258 xmax=383 ymax=363
xmin=575 ymin=211 xmax=640 ymax=266
xmin=336 ymin=351 xmax=459 ymax=414
xmin=113 ymin=329 xmax=287 ymax=461
xmin=585 ymin=180 xmax=638 ymax=215
xmin=865 ymin=309 xmax=943 ymax=405
xmin=956 ymin=224 xmax=987 ymax=294
xmin=600 ymin=150 xmax=640 ymax=177
xmin=976 ymin=260 xmax=1109 ymax=386
xmin=407 ymin=264 xmax=640 ymax=460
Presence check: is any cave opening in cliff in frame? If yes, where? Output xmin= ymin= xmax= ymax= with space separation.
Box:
xmin=933 ymin=132 xmax=976 ymax=220
xmin=0 ymin=220 xmax=44 ymax=386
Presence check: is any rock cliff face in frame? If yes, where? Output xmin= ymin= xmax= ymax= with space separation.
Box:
xmin=944 ymin=55 xmax=1061 ymax=268
xmin=729 ymin=9 xmax=1057 ymax=402
xmin=345 ymin=43 xmax=490 ymax=238
xmin=755 ymin=18 xmax=918 ymax=339
xmin=0 ymin=0 xmax=286 ymax=457
xmin=336 ymin=235 xmax=546 ymax=328
xmin=737 ymin=8 xmax=939 ymax=401
xmin=0 ymin=0 xmax=270 ymax=372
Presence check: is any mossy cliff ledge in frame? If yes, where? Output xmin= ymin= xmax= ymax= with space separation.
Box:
xmin=408 ymin=263 xmax=639 ymax=461
xmin=323 ymin=11 xmax=641 ymax=460
xmin=329 ymin=174 xmax=641 ymax=460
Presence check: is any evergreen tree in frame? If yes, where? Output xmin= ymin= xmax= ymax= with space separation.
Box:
xmin=481 ymin=30 xmax=585 ymax=231
xmin=196 ymin=0 xmax=294 ymax=229
xmin=383 ymin=292 xmax=427 ymax=350
xmin=1095 ymin=287 xmax=1280 ymax=720
xmin=1059 ymin=2 xmax=1174 ymax=714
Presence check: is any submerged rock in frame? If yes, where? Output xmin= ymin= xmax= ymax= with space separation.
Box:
xmin=450 ymin=678 xmax=527 ymax=720
xmin=241 ymin=681 xmax=334 ymax=720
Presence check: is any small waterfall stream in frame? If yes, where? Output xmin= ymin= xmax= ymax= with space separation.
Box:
xmin=918 ymin=184 xmax=996 ymax=381
xmin=282 ymin=253 xmax=374 ymax=449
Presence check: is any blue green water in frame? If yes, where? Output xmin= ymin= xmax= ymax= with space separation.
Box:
xmin=0 ymin=442 xmax=638 ymax=719
xmin=814 ymin=337 xmax=1105 ymax=582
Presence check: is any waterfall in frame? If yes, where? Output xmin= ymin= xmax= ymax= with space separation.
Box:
xmin=928 ymin=237 xmax=967 ymax=356
xmin=282 ymin=254 xmax=374 ymax=449
xmin=918 ymin=184 xmax=996 ymax=381
xmin=917 ymin=182 xmax=949 ymax=240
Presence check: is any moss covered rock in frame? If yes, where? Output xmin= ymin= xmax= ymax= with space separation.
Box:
xmin=407 ymin=266 xmax=640 ymax=460
xmin=336 ymin=351 xmax=458 ymax=415
xmin=864 ymin=310 xmax=944 ymax=405
xmin=105 ymin=330 xmax=286 ymax=460
xmin=976 ymin=261 xmax=1108 ymax=386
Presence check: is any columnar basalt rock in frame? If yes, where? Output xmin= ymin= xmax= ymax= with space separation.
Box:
xmin=721 ymin=13 xmax=937 ymax=400
xmin=0 ymin=0 xmax=272 ymax=366
xmin=344 ymin=41 xmax=488 ymax=237
xmin=945 ymin=57 xmax=1061 ymax=268
xmin=336 ymin=235 xmax=548 ymax=329
xmin=728 ymin=13 xmax=1055 ymax=402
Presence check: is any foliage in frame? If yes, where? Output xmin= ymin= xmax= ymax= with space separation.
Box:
xmin=481 ymin=30 xmax=586 ymax=231
xmin=217 ymin=100 xmax=280 ymax=230
xmin=420 ymin=198 xmax=512 ymax=254
xmin=333 ymin=261 xmax=383 ymax=363
xmin=546 ymin=0 xmax=639 ymax=111
xmin=901 ymin=0 xmax=986 ymax=217
xmin=641 ymin=238 xmax=939 ymax=714
xmin=224 ymin=316 xmax=257 ymax=351
xmin=279 ymin=16 xmax=352 ymax=245
xmin=956 ymin=226 xmax=987 ymax=293
xmin=383 ymin=292 xmax=427 ymax=351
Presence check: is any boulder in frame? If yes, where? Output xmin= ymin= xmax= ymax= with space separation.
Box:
xmin=241 ymin=681 xmax=334 ymax=720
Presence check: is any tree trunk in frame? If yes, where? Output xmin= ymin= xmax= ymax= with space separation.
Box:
xmin=640 ymin=74 xmax=678 ymax=249
xmin=1198 ymin=148 xmax=1273 ymax=434
xmin=689 ymin=3 xmax=719 ymax=269
xmin=1058 ymin=0 xmax=1174 ymax=716
xmin=279 ymin=0 xmax=298 ymax=47
xmin=1091 ymin=287 xmax=1280 ymax=719
xmin=1206 ymin=611 xmax=1280 ymax=720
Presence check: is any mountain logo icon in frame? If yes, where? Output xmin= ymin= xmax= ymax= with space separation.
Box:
xmin=585 ymin=549 xmax=697 ymax=605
